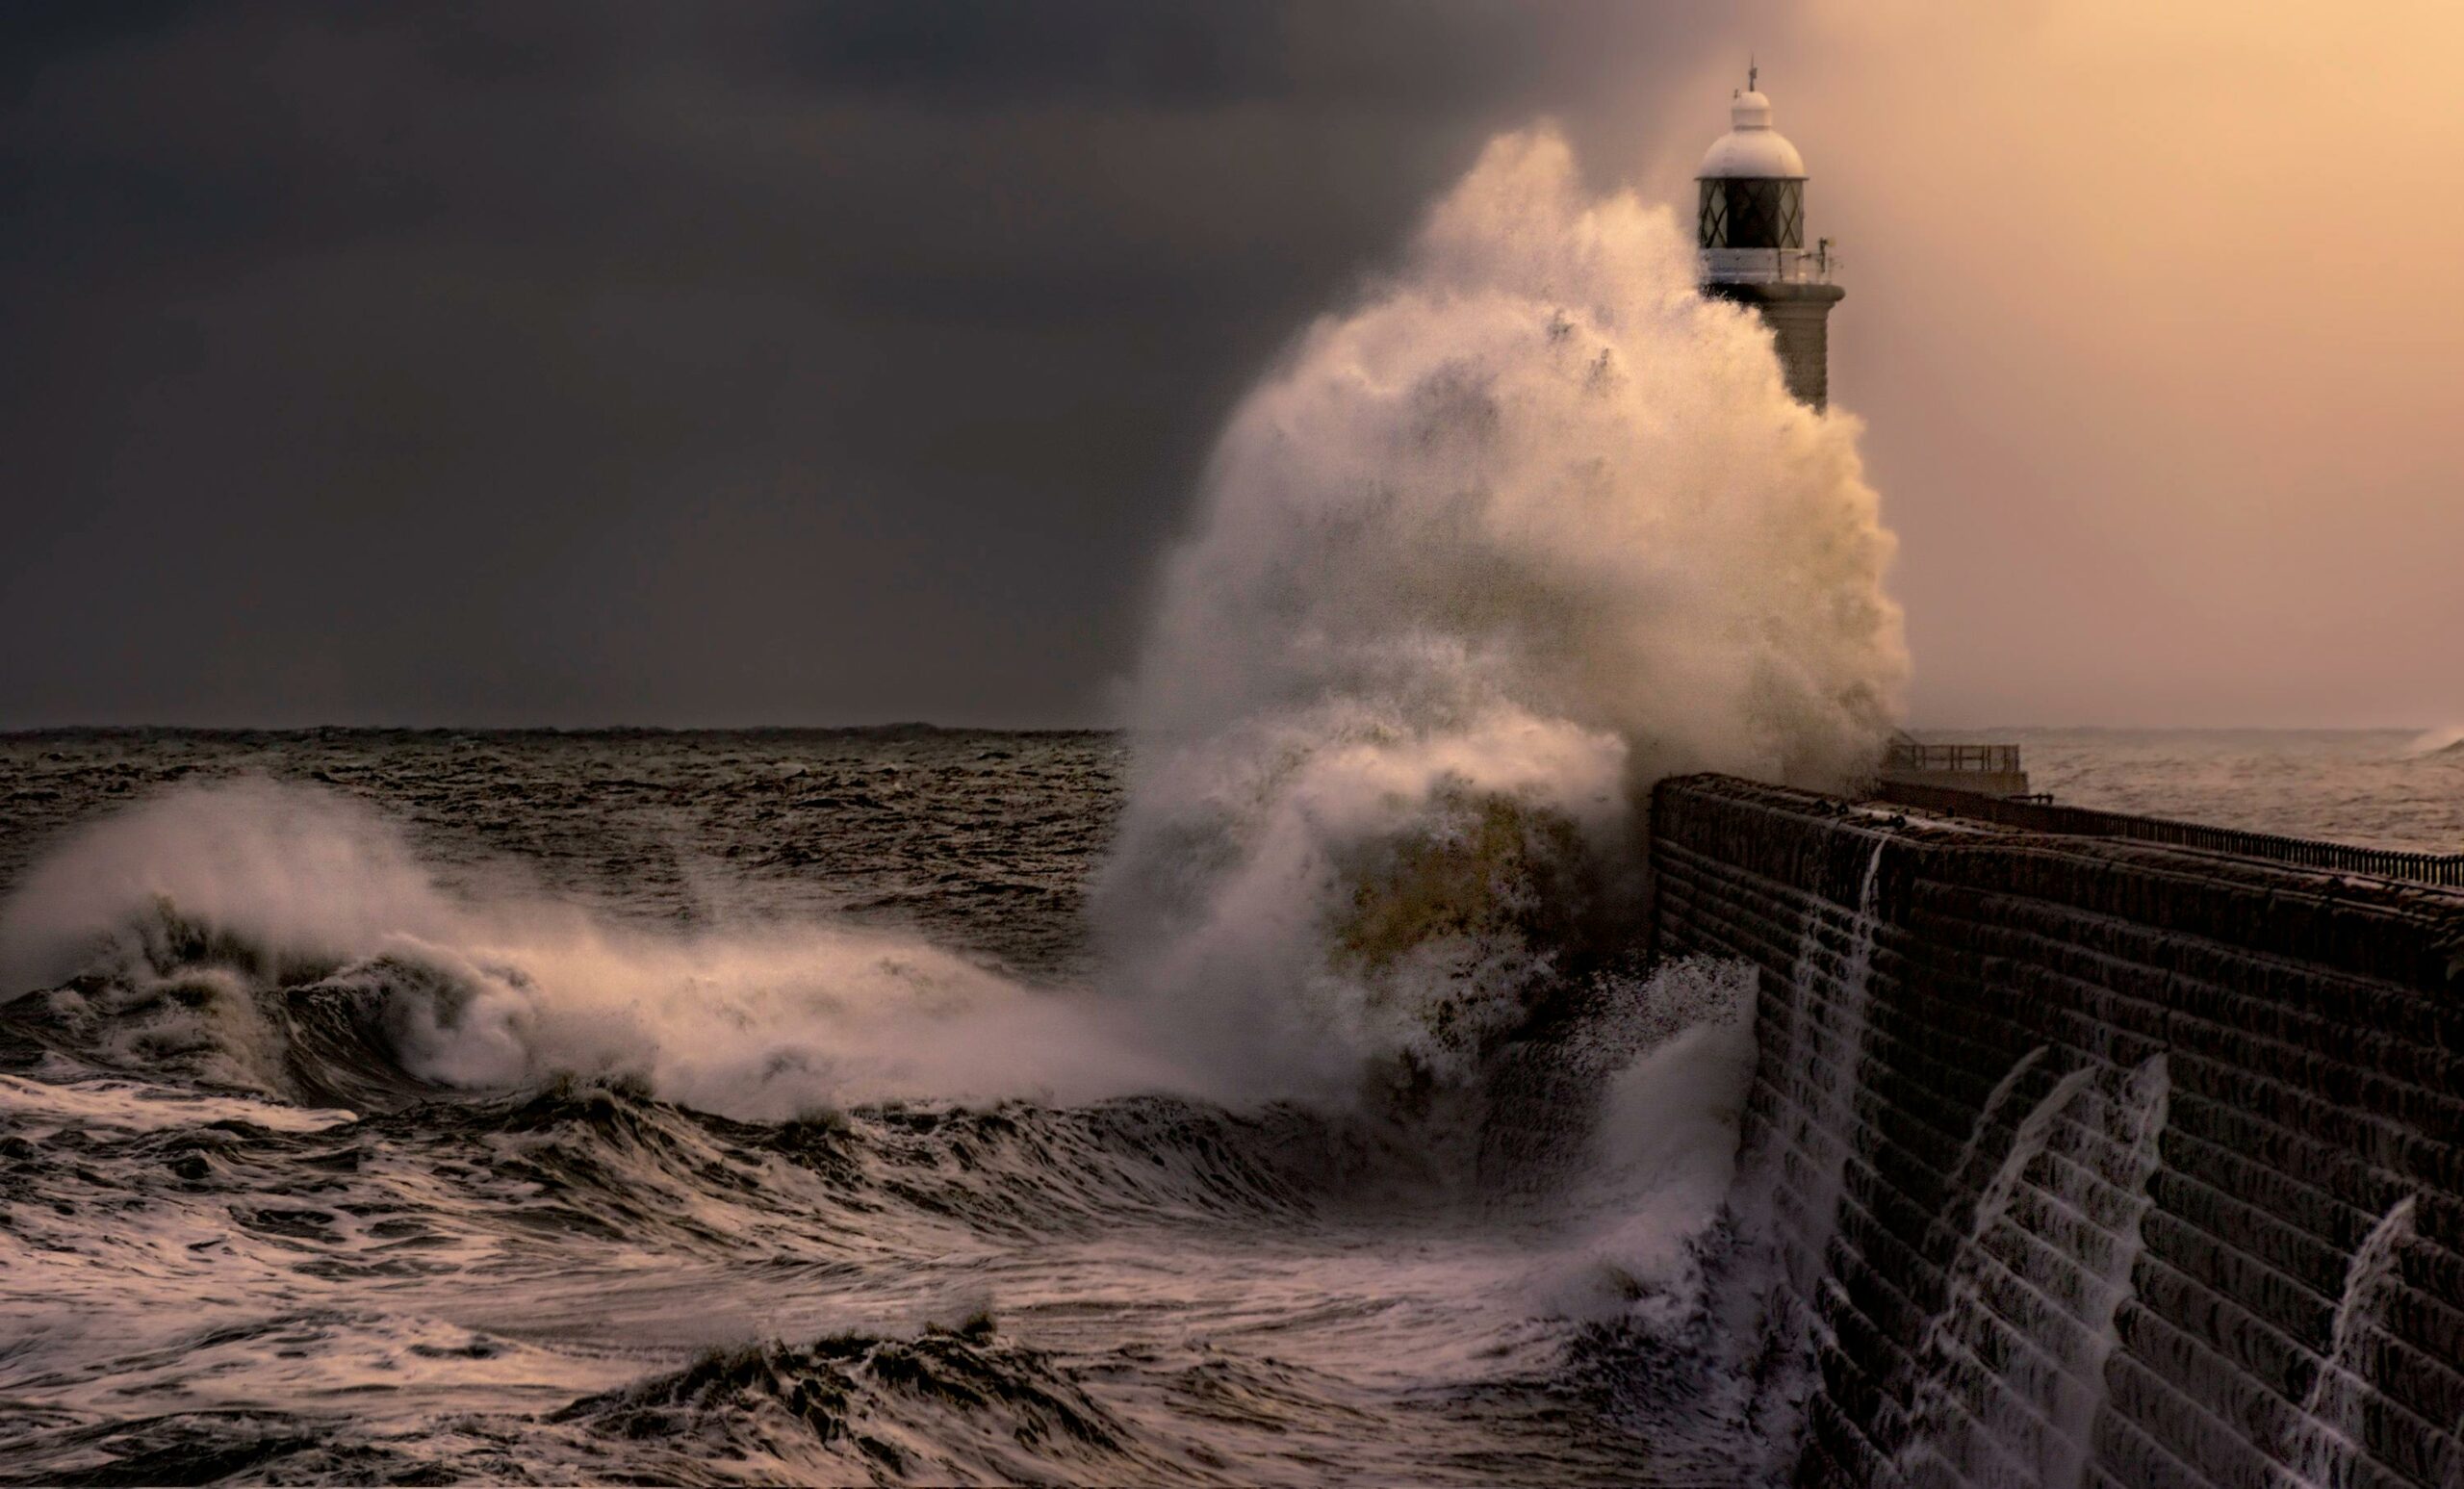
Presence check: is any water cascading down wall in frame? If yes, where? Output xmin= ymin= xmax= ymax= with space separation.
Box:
xmin=1651 ymin=775 xmax=2464 ymax=1488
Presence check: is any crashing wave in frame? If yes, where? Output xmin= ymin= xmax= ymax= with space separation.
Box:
xmin=0 ymin=780 xmax=1189 ymax=1117
xmin=1097 ymin=126 xmax=1905 ymax=1107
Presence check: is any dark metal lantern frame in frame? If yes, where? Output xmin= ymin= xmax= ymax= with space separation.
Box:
xmin=1698 ymin=177 xmax=1806 ymax=249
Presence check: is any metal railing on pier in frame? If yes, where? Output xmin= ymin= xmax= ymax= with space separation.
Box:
xmin=1870 ymin=781 xmax=2464 ymax=888
xmin=1884 ymin=741 xmax=2022 ymax=776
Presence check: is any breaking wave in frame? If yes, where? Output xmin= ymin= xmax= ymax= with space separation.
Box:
xmin=1097 ymin=127 xmax=1905 ymax=1103
xmin=0 ymin=780 xmax=1187 ymax=1119
xmin=2402 ymin=723 xmax=2464 ymax=758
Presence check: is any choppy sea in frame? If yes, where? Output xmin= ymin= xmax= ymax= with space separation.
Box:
xmin=1953 ymin=727 xmax=2464 ymax=854
xmin=0 ymin=727 xmax=2453 ymax=1486
xmin=0 ymin=729 xmax=1758 ymax=1486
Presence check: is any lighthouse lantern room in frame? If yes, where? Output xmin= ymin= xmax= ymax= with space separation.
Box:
xmin=1696 ymin=68 xmax=1845 ymax=409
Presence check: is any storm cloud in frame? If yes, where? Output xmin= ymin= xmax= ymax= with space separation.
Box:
xmin=1 ymin=2 xmax=1747 ymax=725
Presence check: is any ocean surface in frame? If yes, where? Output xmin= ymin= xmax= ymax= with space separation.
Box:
xmin=0 ymin=729 xmax=1755 ymax=1487
xmin=1 ymin=727 xmax=2453 ymax=1486
xmin=1923 ymin=727 xmax=2464 ymax=854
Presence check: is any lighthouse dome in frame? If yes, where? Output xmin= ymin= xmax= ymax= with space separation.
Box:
xmin=1697 ymin=90 xmax=1807 ymax=179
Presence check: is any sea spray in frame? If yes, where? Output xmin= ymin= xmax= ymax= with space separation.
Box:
xmin=1097 ymin=127 xmax=1907 ymax=1103
xmin=2054 ymin=1055 xmax=2170 ymax=1488
xmin=1890 ymin=1053 xmax=2170 ymax=1489
xmin=1544 ymin=956 xmax=1763 ymax=1321
xmin=1896 ymin=1064 xmax=2102 ymax=1488
xmin=1710 ymin=834 xmax=1890 ymax=1481
xmin=2286 ymin=1194 xmax=2418 ymax=1487
xmin=1780 ymin=838 xmax=1888 ymax=1302
xmin=1945 ymin=1045 xmax=2051 ymax=1198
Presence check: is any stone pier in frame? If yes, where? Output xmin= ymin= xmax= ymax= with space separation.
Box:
xmin=1650 ymin=774 xmax=2464 ymax=1488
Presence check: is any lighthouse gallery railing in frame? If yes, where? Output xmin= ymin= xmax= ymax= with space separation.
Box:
xmin=1698 ymin=245 xmax=1837 ymax=285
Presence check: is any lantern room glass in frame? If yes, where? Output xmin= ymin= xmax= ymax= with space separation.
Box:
xmin=1697 ymin=178 xmax=1805 ymax=250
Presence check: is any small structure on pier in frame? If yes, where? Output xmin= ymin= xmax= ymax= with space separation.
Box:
xmin=1877 ymin=731 xmax=2032 ymax=798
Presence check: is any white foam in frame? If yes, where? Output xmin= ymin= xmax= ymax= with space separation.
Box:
xmin=0 ymin=1071 xmax=355 ymax=1134
xmin=1538 ymin=958 xmax=1760 ymax=1323
xmin=1097 ymin=126 xmax=1906 ymax=1100
xmin=0 ymin=781 xmax=1192 ymax=1118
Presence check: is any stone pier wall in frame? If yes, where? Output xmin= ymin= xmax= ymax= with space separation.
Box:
xmin=1650 ymin=774 xmax=2464 ymax=1488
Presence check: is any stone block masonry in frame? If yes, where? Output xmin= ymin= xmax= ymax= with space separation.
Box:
xmin=1649 ymin=773 xmax=2464 ymax=1488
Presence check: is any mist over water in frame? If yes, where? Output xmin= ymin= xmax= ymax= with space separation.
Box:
xmin=1099 ymin=128 xmax=1904 ymax=1101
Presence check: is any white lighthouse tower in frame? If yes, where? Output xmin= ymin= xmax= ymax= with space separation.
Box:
xmin=1697 ymin=67 xmax=1843 ymax=409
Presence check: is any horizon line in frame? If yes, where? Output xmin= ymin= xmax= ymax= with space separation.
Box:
xmin=0 ymin=720 xmax=2445 ymax=736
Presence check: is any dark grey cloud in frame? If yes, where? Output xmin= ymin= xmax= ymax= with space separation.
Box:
xmin=1 ymin=1 xmax=1748 ymax=726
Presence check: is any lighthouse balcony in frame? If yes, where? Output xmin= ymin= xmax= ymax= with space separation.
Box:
xmin=1699 ymin=245 xmax=1836 ymax=286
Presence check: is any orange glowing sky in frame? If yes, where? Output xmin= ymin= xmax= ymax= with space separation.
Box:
xmin=1603 ymin=0 xmax=2464 ymax=728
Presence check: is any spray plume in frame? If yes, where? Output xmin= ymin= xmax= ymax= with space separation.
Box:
xmin=1097 ymin=128 xmax=1906 ymax=1101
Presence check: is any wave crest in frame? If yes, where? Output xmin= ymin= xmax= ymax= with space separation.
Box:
xmin=0 ymin=781 xmax=1186 ymax=1117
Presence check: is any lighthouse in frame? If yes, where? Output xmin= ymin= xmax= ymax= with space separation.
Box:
xmin=1697 ymin=68 xmax=1843 ymax=409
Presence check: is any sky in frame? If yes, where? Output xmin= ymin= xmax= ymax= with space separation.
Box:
xmin=4 ymin=0 xmax=2458 ymax=730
